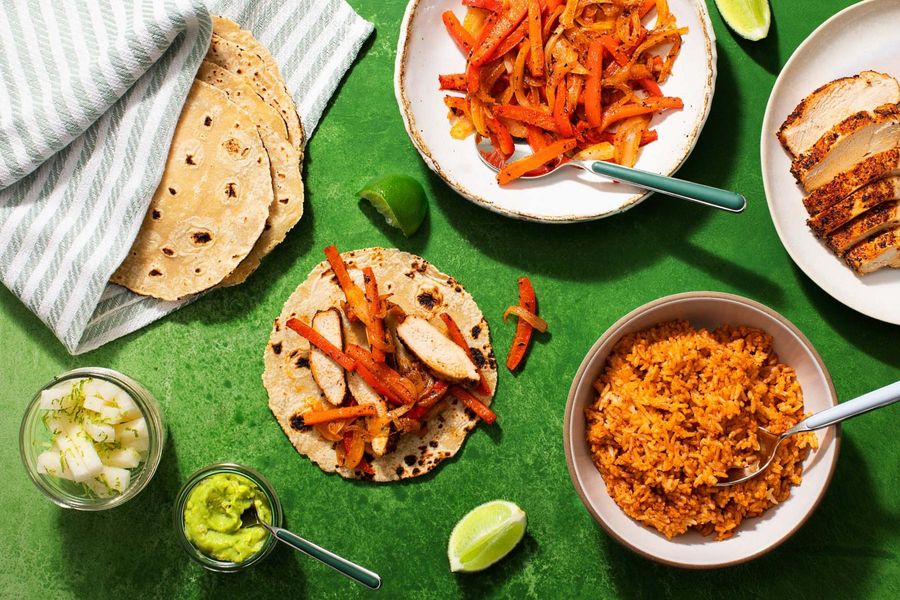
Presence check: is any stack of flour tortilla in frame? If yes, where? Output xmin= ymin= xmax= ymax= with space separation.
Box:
xmin=111 ymin=16 xmax=306 ymax=301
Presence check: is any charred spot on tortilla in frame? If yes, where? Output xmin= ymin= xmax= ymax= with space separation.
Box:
xmin=271 ymin=342 xmax=282 ymax=355
xmin=395 ymin=466 xmax=404 ymax=476
xmin=404 ymin=455 xmax=416 ymax=466
xmin=289 ymin=413 xmax=310 ymax=431
xmin=151 ymin=210 xmax=161 ymax=220
xmin=470 ymin=347 xmax=486 ymax=368
xmin=274 ymin=318 xmax=281 ymax=332
xmin=417 ymin=291 xmax=437 ymax=309
xmin=295 ymin=356 xmax=309 ymax=369
xmin=471 ymin=325 xmax=481 ymax=339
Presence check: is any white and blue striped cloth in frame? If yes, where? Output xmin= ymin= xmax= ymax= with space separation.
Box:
xmin=0 ymin=0 xmax=372 ymax=354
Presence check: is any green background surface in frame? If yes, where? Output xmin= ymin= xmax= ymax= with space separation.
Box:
xmin=1 ymin=1 xmax=897 ymax=598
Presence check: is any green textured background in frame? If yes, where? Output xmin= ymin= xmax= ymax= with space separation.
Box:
xmin=1 ymin=1 xmax=898 ymax=598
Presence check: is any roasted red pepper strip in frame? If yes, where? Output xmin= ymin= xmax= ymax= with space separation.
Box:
xmin=450 ymin=386 xmax=497 ymax=425
xmin=302 ymin=404 xmax=376 ymax=426
xmin=469 ymin=0 xmax=528 ymax=66
xmin=584 ymin=39 xmax=604 ymax=128
xmin=407 ymin=381 xmax=450 ymax=421
xmin=493 ymin=104 xmax=559 ymax=133
xmin=506 ymin=276 xmax=537 ymax=371
xmin=442 ymin=11 xmax=474 ymax=55
xmin=286 ymin=318 xmax=356 ymax=372
xmin=362 ymin=267 xmax=388 ymax=363
xmin=346 ymin=345 xmax=417 ymax=406
xmin=439 ymin=73 xmax=468 ymax=91
xmin=439 ymin=313 xmax=491 ymax=395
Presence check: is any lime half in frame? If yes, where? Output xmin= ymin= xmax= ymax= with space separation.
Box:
xmin=357 ymin=175 xmax=427 ymax=237
xmin=448 ymin=500 xmax=527 ymax=573
xmin=714 ymin=0 xmax=771 ymax=41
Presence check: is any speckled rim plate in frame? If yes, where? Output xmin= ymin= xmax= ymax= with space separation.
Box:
xmin=760 ymin=0 xmax=900 ymax=324
xmin=563 ymin=292 xmax=840 ymax=569
xmin=394 ymin=0 xmax=717 ymax=223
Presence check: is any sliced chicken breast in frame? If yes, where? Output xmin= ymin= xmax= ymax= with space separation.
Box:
xmin=778 ymin=71 xmax=900 ymax=157
xmin=827 ymin=201 xmax=900 ymax=254
xmin=845 ymin=227 xmax=900 ymax=274
xmin=396 ymin=316 xmax=479 ymax=385
xmin=808 ymin=176 xmax=900 ymax=235
xmin=791 ymin=104 xmax=900 ymax=192
xmin=309 ymin=308 xmax=347 ymax=406
xmin=803 ymin=148 xmax=900 ymax=215
xmin=347 ymin=372 xmax=390 ymax=456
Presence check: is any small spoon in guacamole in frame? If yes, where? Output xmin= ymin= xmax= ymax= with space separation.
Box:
xmin=240 ymin=504 xmax=382 ymax=589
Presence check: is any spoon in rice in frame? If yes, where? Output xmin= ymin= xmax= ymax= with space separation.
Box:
xmin=717 ymin=381 xmax=900 ymax=487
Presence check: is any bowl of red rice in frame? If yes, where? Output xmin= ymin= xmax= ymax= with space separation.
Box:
xmin=564 ymin=292 xmax=839 ymax=568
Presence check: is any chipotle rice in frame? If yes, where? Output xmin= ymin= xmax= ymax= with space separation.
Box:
xmin=586 ymin=320 xmax=817 ymax=540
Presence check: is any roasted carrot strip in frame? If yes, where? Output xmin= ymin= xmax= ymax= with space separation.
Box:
xmin=598 ymin=129 xmax=658 ymax=146
xmin=638 ymin=78 xmax=662 ymax=96
xmin=639 ymin=0 xmax=657 ymax=17
xmin=469 ymin=0 xmax=528 ymax=66
xmin=506 ymin=276 xmax=537 ymax=371
xmin=552 ymin=77 xmax=575 ymax=137
xmin=444 ymin=95 xmax=469 ymax=115
xmin=493 ymin=104 xmax=559 ymax=133
xmin=439 ymin=73 xmax=467 ymax=91
xmin=498 ymin=138 xmax=576 ymax=185
xmin=527 ymin=0 xmax=544 ymax=77
xmin=526 ymin=125 xmax=550 ymax=151
xmin=407 ymin=381 xmax=450 ymax=421
xmin=285 ymin=318 xmax=356 ymax=372
xmin=323 ymin=245 xmax=370 ymax=327
xmin=464 ymin=0 xmax=501 ymax=10
xmin=303 ymin=404 xmax=376 ymax=426
xmin=442 ymin=11 xmax=474 ymax=55
xmin=585 ymin=39 xmax=604 ymax=128
xmin=598 ymin=34 xmax=629 ymax=67
xmin=486 ymin=116 xmax=515 ymax=157
xmin=600 ymin=97 xmax=683 ymax=130
xmin=354 ymin=363 xmax=406 ymax=406
xmin=346 ymin=345 xmax=417 ymax=406
xmin=466 ymin=62 xmax=481 ymax=95
xmin=439 ymin=313 xmax=492 ymax=395
xmin=491 ymin=18 xmax=529 ymax=60
xmin=450 ymin=387 xmax=497 ymax=425
xmin=362 ymin=267 xmax=388 ymax=363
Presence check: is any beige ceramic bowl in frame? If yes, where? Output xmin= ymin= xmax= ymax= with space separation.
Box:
xmin=564 ymin=292 xmax=839 ymax=568
xmin=394 ymin=0 xmax=717 ymax=223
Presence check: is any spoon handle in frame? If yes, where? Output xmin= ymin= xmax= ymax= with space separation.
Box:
xmin=269 ymin=525 xmax=382 ymax=590
xmin=586 ymin=161 xmax=746 ymax=212
xmin=795 ymin=381 xmax=900 ymax=432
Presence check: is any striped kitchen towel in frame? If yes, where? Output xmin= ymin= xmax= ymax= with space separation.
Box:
xmin=0 ymin=0 xmax=373 ymax=354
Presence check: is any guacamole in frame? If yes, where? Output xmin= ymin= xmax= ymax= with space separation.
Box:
xmin=183 ymin=473 xmax=272 ymax=563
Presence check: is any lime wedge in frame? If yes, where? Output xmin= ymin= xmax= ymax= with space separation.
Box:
xmin=448 ymin=500 xmax=527 ymax=573
xmin=357 ymin=175 xmax=427 ymax=237
xmin=714 ymin=0 xmax=771 ymax=41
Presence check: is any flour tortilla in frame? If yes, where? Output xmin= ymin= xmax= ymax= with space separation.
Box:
xmin=207 ymin=21 xmax=305 ymax=154
xmin=111 ymin=80 xmax=272 ymax=300
xmin=196 ymin=60 xmax=305 ymax=286
xmin=263 ymin=248 xmax=497 ymax=482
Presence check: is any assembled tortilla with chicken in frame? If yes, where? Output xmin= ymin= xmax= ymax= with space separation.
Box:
xmin=263 ymin=247 xmax=498 ymax=482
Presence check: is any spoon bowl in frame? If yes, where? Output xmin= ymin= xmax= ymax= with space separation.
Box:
xmin=476 ymin=137 xmax=747 ymax=213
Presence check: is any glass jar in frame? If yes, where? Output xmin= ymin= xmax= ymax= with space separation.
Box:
xmin=19 ymin=367 xmax=166 ymax=510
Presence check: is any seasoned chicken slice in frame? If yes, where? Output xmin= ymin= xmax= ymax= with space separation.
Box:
xmin=808 ymin=176 xmax=900 ymax=235
xmin=309 ymin=308 xmax=347 ymax=406
xmin=845 ymin=227 xmax=900 ymax=274
xmin=827 ymin=201 xmax=900 ymax=254
xmin=791 ymin=104 xmax=900 ymax=192
xmin=803 ymin=148 xmax=900 ymax=215
xmin=778 ymin=71 xmax=900 ymax=157
xmin=396 ymin=316 xmax=479 ymax=385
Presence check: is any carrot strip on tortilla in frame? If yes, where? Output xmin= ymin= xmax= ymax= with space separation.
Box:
xmin=285 ymin=318 xmax=356 ymax=372
xmin=450 ymin=386 xmax=497 ymax=425
xmin=407 ymin=381 xmax=450 ymax=421
xmin=506 ymin=276 xmax=537 ymax=371
xmin=303 ymin=404 xmax=377 ymax=426
xmin=323 ymin=245 xmax=370 ymax=327
xmin=362 ymin=267 xmax=390 ymax=363
xmin=346 ymin=345 xmax=417 ymax=406
xmin=354 ymin=363 xmax=406 ymax=406
xmin=439 ymin=313 xmax=491 ymax=395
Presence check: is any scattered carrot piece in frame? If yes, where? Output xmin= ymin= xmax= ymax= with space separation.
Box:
xmin=450 ymin=386 xmax=497 ymax=425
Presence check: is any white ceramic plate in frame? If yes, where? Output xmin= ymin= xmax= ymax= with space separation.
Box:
xmin=395 ymin=0 xmax=717 ymax=223
xmin=564 ymin=293 xmax=839 ymax=568
xmin=760 ymin=0 xmax=900 ymax=325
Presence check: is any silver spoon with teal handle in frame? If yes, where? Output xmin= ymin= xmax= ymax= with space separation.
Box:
xmin=241 ymin=504 xmax=382 ymax=590
xmin=476 ymin=138 xmax=746 ymax=213
xmin=717 ymin=380 xmax=900 ymax=487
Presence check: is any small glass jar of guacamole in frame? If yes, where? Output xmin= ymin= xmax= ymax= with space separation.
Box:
xmin=174 ymin=463 xmax=283 ymax=572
